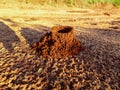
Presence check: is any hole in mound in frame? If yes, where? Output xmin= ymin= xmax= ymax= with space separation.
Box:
xmin=58 ymin=27 xmax=72 ymax=33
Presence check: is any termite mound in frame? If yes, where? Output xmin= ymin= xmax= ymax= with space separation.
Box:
xmin=31 ymin=26 xmax=84 ymax=58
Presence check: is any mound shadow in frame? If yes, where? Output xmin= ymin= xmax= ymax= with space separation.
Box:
xmin=20 ymin=26 xmax=49 ymax=46
xmin=0 ymin=21 xmax=20 ymax=52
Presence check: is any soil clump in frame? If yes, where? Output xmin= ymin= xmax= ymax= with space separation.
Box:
xmin=31 ymin=26 xmax=84 ymax=58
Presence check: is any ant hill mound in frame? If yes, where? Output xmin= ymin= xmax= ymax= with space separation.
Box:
xmin=31 ymin=26 xmax=84 ymax=58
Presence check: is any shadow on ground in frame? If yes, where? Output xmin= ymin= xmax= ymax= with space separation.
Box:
xmin=20 ymin=25 xmax=49 ymax=46
xmin=76 ymin=27 xmax=120 ymax=44
xmin=0 ymin=21 xmax=20 ymax=52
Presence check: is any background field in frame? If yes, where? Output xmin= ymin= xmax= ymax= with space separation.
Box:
xmin=0 ymin=0 xmax=120 ymax=9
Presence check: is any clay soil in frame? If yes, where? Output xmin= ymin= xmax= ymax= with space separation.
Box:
xmin=31 ymin=26 xmax=83 ymax=58
xmin=0 ymin=7 xmax=120 ymax=90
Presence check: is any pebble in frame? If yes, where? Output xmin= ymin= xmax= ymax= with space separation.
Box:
xmin=37 ymin=68 xmax=43 ymax=73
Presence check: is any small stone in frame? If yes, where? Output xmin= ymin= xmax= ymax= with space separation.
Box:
xmin=37 ymin=68 xmax=43 ymax=73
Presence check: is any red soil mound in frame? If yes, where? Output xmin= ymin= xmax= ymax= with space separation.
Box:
xmin=31 ymin=26 xmax=84 ymax=58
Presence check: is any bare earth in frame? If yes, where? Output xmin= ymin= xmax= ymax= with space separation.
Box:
xmin=0 ymin=7 xmax=120 ymax=90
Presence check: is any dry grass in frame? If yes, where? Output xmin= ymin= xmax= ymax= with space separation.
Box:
xmin=0 ymin=0 xmax=120 ymax=9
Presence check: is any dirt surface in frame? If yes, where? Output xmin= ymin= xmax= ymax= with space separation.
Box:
xmin=31 ymin=26 xmax=83 ymax=58
xmin=0 ymin=7 xmax=120 ymax=90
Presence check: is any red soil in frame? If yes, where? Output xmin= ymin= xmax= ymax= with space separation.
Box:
xmin=31 ymin=26 xmax=84 ymax=58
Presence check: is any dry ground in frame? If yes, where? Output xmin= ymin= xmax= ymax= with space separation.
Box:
xmin=0 ymin=7 xmax=120 ymax=90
